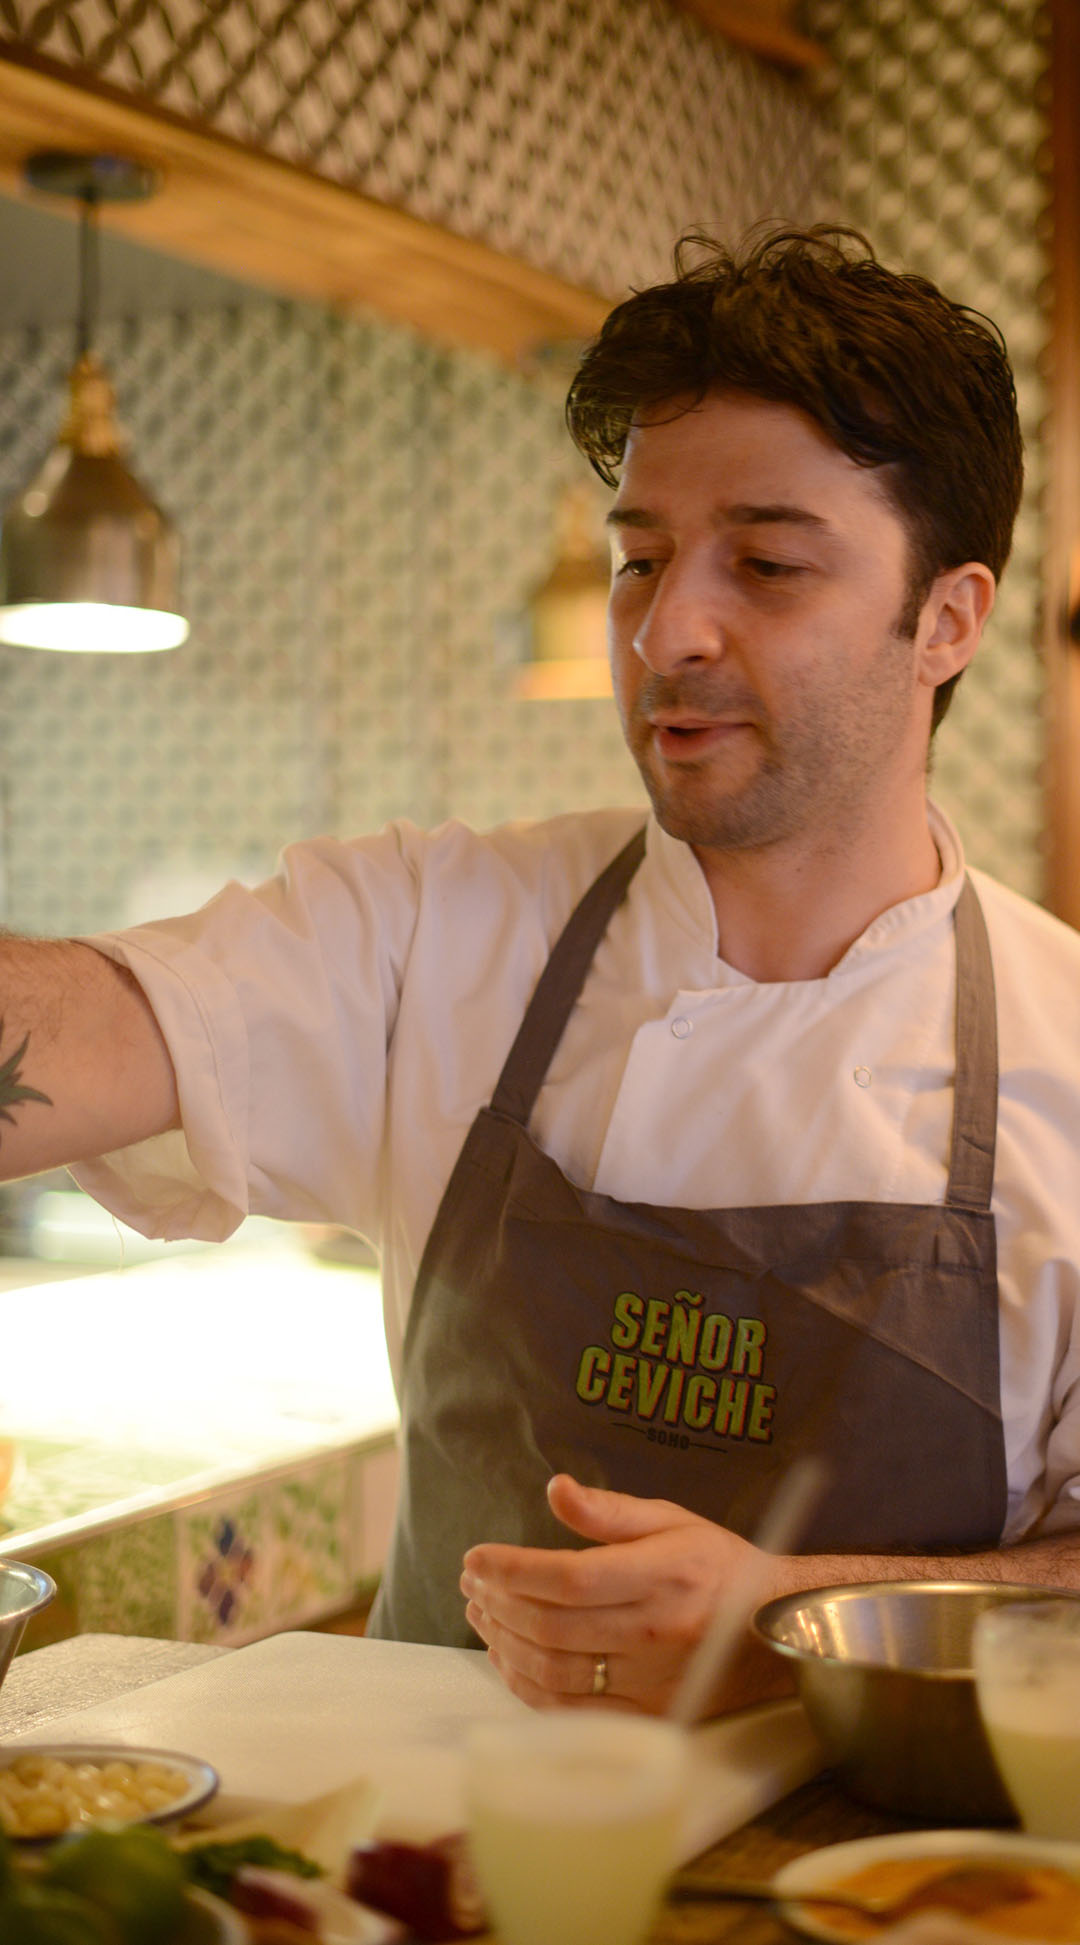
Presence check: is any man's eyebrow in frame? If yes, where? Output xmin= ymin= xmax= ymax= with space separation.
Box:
xmin=606 ymin=502 xmax=834 ymax=532
xmin=606 ymin=506 xmax=657 ymax=529
xmin=725 ymin=502 xmax=832 ymax=531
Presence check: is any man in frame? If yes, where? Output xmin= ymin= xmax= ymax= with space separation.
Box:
xmin=3 ymin=225 xmax=1080 ymax=1719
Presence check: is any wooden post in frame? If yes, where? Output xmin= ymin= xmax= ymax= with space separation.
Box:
xmin=1045 ymin=0 xmax=1080 ymax=925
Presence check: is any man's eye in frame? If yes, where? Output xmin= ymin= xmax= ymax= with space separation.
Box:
xmin=617 ymin=557 xmax=657 ymax=579
xmin=743 ymin=557 xmax=801 ymax=580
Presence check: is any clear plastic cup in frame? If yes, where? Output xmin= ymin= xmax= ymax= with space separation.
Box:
xmin=974 ymin=1597 xmax=1080 ymax=1839
xmin=465 ymin=1712 xmax=688 ymax=1945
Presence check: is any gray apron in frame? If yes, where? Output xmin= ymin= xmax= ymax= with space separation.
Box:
xmin=368 ymin=828 xmax=1006 ymax=1646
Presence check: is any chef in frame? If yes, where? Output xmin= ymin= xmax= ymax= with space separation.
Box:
xmin=3 ymin=223 xmax=1080 ymax=1719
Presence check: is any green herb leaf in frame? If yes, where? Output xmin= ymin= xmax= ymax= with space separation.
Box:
xmin=184 ymin=1835 xmax=324 ymax=1900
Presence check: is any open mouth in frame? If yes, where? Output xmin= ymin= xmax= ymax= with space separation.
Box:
xmin=651 ymin=719 xmax=748 ymax=758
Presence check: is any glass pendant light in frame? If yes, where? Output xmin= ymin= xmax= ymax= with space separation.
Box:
xmin=0 ymin=152 xmax=189 ymax=654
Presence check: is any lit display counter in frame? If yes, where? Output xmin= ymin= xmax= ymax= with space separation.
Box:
xmin=0 ymin=1227 xmax=400 ymax=1651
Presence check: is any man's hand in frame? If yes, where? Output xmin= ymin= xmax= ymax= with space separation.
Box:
xmin=462 ymin=1477 xmax=1080 ymax=1720
xmin=459 ymin=1473 xmax=794 ymax=1717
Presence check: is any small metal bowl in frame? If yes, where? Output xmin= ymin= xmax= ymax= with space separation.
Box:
xmin=0 ymin=1559 xmax=55 ymax=1699
xmin=754 ymin=1579 xmax=1080 ymax=1825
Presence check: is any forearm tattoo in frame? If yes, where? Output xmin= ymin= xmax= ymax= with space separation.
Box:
xmin=0 ymin=1017 xmax=52 ymax=1138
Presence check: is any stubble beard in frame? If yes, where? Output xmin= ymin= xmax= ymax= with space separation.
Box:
xmin=630 ymin=698 xmax=824 ymax=854
xmin=624 ymin=625 xmax=918 ymax=858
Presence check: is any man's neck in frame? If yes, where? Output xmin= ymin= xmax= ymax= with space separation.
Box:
xmin=691 ymin=806 xmax=944 ymax=983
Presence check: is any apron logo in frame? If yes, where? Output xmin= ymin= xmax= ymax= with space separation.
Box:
xmin=574 ymin=1288 xmax=776 ymax=1445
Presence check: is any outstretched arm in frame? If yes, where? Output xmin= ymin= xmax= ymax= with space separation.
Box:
xmin=0 ymin=936 xmax=179 ymax=1181
xmin=461 ymin=1473 xmax=1080 ymax=1719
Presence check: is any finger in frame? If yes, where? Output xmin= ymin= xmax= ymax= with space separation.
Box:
xmin=463 ymin=1577 xmax=643 ymax=1655
xmin=463 ymin=1524 xmax=718 ymax=1609
xmin=466 ymin=1598 xmax=609 ymax=1701
xmin=484 ymin=1644 xmax=640 ymax=1714
xmin=463 ymin=1540 xmax=656 ymax=1609
xmin=546 ymin=1473 xmax=703 ymax=1545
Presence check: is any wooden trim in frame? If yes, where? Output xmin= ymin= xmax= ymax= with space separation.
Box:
xmin=1045 ymin=0 xmax=1080 ymax=924
xmin=0 ymin=45 xmax=610 ymax=364
xmin=669 ymin=0 xmax=826 ymax=70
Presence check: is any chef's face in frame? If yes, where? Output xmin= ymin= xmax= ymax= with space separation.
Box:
xmin=606 ymin=389 xmax=935 ymax=858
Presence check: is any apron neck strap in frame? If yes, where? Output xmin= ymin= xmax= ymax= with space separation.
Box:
xmin=946 ymin=873 xmax=998 ymax=1212
xmin=490 ymin=826 xmax=647 ymax=1124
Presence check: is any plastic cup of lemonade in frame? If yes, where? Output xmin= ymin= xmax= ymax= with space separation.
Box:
xmin=464 ymin=1711 xmax=688 ymax=1945
xmin=974 ymin=1597 xmax=1080 ymax=1839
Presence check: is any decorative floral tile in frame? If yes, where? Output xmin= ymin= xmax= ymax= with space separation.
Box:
xmin=11 ymin=1439 xmax=395 ymax=1651
xmin=11 ymin=1516 xmax=179 ymax=1652
xmin=72 ymin=1517 xmax=179 ymax=1638
xmin=266 ymin=1459 xmax=350 ymax=1628
xmin=179 ymin=1491 xmax=267 ymax=1645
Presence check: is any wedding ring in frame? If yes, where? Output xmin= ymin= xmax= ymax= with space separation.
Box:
xmin=591 ymin=1654 xmax=609 ymax=1696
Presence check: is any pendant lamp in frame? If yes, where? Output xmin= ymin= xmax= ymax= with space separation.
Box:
xmin=514 ymin=482 xmax=612 ymax=700
xmin=0 ymin=152 xmax=188 ymax=654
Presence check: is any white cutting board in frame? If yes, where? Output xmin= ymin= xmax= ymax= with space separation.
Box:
xmin=4 ymin=1632 xmax=822 ymax=1864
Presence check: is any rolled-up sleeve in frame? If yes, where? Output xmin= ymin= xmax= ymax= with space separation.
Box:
xmin=72 ymin=825 xmax=424 ymax=1244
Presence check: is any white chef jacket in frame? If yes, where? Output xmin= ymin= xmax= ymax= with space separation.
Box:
xmin=74 ymin=803 xmax=1080 ymax=1548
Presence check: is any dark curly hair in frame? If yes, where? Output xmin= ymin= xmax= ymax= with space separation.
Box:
xmin=566 ymin=224 xmax=1024 ymax=730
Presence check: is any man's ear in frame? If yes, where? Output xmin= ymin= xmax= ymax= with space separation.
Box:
xmin=915 ymin=562 xmax=997 ymax=692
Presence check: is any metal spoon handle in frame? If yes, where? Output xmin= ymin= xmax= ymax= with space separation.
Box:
xmin=670 ymin=1879 xmax=894 ymax=1915
xmin=670 ymin=1879 xmax=787 ymax=1907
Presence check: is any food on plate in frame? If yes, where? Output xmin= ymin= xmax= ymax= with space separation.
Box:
xmin=186 ymin=1834 xmax=323 ymax=1903
xmin=346 ymin=1834 xmax=486 ymax=1939
xmin=44 ymin=1824 xmax=188 ymax=1945
xmin=0 ymin=1753 xmax=191 ymax=1838
xmin=0 ymin=1822 xmax=188 ymax=1944
xmin=799 ymin=1854 xmax=1080 ymax=1939
xmin=229 ymin=1863 xmax=324 ymax=1932
xmin=175 ymin=1779 xmax=485 ymax=1943
xmin=173 ymin=1778 xmax=380 ymax=1884
xmin=183 ymin=1829 xmax=404 ymax=1943
xmin=0 ymin=1785 xmax=430 ymax=1945
xmin=225 ymin=1864 xmax=406 ymax=1942
xmin=3 ymin=1882 xmax=118 ymax=1943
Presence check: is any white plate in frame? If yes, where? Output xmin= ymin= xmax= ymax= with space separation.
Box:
xmin=773 ymin=1827 xmax=1080 ymax=1942
xmin=0 ymin=1741 xmax=219 ymax=1837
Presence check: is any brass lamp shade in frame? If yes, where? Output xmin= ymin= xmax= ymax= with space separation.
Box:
xmin=514 ymin=482 xmax=612 ymax=700
xmin=0 ymin=354 xmax=187 ymax=653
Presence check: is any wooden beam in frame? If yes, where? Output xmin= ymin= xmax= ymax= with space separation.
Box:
xmin=1045 ymin=0 xmax=1080 ymax=925
xmin=0 ymin=46 xmax=610 ymax=365
xmin=669 ymin=0 xmax=826 ymax=71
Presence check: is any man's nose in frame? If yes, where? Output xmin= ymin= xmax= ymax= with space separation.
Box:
xmin=631 ymin=558 xmax=726 ymax=674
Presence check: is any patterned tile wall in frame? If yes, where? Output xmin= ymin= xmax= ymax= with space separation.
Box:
xmin=0 ymin=0 xmax=826 ymax=934
xmin=0 ymin=0 xmax=1055 ymax=935
xmin=0 ymin=0 xmax=818 ymax=299
xmin=804 ymin=0 xmax=1051 ymax=897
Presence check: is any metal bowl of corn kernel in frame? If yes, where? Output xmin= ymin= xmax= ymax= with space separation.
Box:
xmin=0 ymin=1743 xmax=219 ymax=1840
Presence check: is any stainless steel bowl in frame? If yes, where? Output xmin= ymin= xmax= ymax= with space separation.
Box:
xmin=753 ymin=1579 xmax=1080 ymax=1824
xmin=0 ymin=1559 xmax=56 ymax=1696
